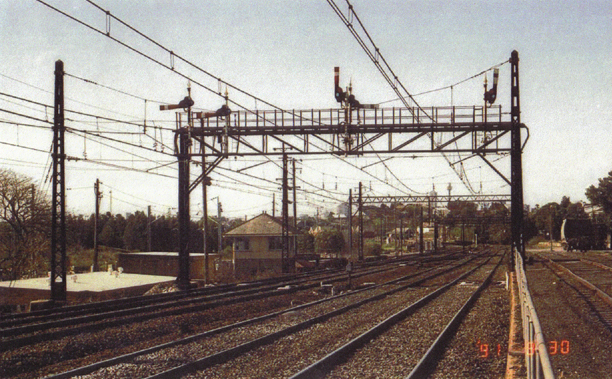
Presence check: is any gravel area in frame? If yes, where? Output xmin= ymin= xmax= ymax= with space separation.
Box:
xmin=526 ymin=257 xmax=612 ymax=379
xmin=0 ymin=291 xmax=321 ymax=379
xmin=327 ymin=284 xmax=480 ymax=378
xmin=429 ymin=266 xmax=510 ymax=378
xmin=582 ymin=251 xmax=612 ymax=267
xmin=180 ymin=256 xmax=495 ymax=378
xmin=0 ymin=260 xmax=427 ymax=378
xmin=78 ymin=285 xmax=399 ymax=378
xmin=186 ymin=287 xmax=434 ymax=379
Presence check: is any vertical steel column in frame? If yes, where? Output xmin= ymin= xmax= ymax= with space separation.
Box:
xmin=510 ymin=50 xmax=525 ymax=263
xmin=348 ymin=189 xmax=352 ymax=259
xmin=202 ymin=151 xmax=209 ymax=284
xmin=399 ymin=217 xmax=404 ymax=254
xmin=93 ymin=178 xmax=101 ymax=271
xmin=419 ymin=206 xmax=424 ymax=254
xmin=51 ymin=60 xmax=67 ymax=303
xmin=462 ymin=219 xmax=466 ymax=253
xmin=147 ymin=205 xmax=152 ymax=252
xmin=217 ymin=198 xmax=222 ymax=254
xmin=282 ymin=152 xmax=290 ymax=272
xmin=358 ymin=182 xmax=364 ymax=261
xmin=434 ymin=219 xmax=439 ymax=253
xmin=177 ymin=126 xmax=191 ymax=289
xmin=292 ymin=158 xmax=298 ymax=256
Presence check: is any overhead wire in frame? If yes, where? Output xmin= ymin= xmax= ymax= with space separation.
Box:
xmin=377 ymin=60 xmax=509 ymax=105
xmin=0 ymin=90 xmax=175 ymax=154
xmin=326 ymin=0 xmax=489 ymax=195
xmin=36 ymin=0 xmax=414 ymax=203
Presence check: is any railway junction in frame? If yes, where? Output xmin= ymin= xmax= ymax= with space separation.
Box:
xmin=1 ymin=2 xmax=611 ymax=379
xmin=1 ymin=246 xmax=611 ymax=378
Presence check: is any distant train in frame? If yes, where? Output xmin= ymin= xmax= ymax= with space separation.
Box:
xmin=561 ymin=218 xmax=608 ymax=252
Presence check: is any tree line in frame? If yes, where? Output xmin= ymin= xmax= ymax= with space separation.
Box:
xmin=2 ymin=168 xmax=612 ymax=280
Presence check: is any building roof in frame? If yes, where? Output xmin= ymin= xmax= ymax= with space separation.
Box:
xmin=224 ymin=213 xmax=293 ymax=237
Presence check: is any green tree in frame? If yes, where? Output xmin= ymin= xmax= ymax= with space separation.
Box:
xmin=0 ymin=169 xmax=51 ymax=280
xmin=99 ymin=213 xmax=126 ymax=249
xmin=586 ymin=171 xmax=612 ymax=222
xmin=314 ymin=228 xmax=345 ymax=256
xmin=123 ymin=211 xmax=148 ymax=251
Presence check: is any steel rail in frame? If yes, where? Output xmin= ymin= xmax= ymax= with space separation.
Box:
xmin=131 ymin=254 xmax=490 ymax=379
xmin=0 ymin=263 xmax=403 ymax=350
xmin=289 ymin=255 xmax=494 ymax=379
xmin=0 ymin=269 xmax=317 ymax=323
xmin=544 ymin=258 xmax=612 ymax=308
xmin=0 ymin=252 xmax=454 ymax=327
xmin=405 ymin=253 xmax=505 ymax=378
xmin=44 ymin=252 xmax=480 ymax=379
xmin=0 ymin=266 xmax=355 ymax=327
xmin=0 ymin=257 xmax=389 ymax=322
xmin=44 ymin=256 xmax=461 ymax=379
xmin=579 ymin=257 xmax=612 ymax=274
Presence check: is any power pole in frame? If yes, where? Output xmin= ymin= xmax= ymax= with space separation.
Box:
xmin=147 ymin=205 xmax=152 ymax=252
xmin=510 ymin=50 xmax=525 ymax=264
xmin=281 ymin=151 xmax=290 ymax=272
xmin=348 ymin=189 xmax=352 ymax=259
xmin=399 ymin=217 xmax=403 ymax=254
xmin=292 ymin=158 xmax=298 ymax=256
xmin=176 ymin=88 xmax=193 ymax=290
xmin=50 ymin=59 xmax=67 ymax=303
xmin=272 ymin=193 xmax=275 ymax=218
xmin=202 ymin=160 xmax=209 ymax=284
xmin=217 ymin=198 xmax=222 ymax=255
xmin=419 ymin=206 xmax=424 ymax=254
xmin=93 ymin=179 xmax=102 ymax=271
xmin=358 ymin=182 xmax=363 ymax=261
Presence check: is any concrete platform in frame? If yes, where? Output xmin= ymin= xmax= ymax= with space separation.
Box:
xmin=0 ymin=272 xmax=175 ymax=307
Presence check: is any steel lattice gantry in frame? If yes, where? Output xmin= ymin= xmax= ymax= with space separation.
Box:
xmin=346 ymin=193 xmax=512 ymax=258
xmin=172 ymin=51 xmax=526 ymax=285
xmin=354 ymin=194 xmax=512 ymax=205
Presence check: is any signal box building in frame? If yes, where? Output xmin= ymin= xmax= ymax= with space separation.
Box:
xmin=224 ymin=213 xmax=295 ymax=277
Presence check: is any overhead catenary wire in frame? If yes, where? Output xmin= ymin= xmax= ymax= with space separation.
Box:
xmin=36 ymin=0 xmax=414 ymax=201
xmin=377 ymin=60 xmax=510 ymax=105
xmin=30 ymin=0 xmax=503 ymax=216
xmin=64 ymin=72 xmax=168 ymax=104
xmin=0 ymin=90 xmax=175 ymax=154
xmin=326 ymin=0 xmax=484 ymax=195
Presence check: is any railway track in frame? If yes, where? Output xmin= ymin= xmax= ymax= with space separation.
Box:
xmin=0 ymin=257 xmax=420 ymax=349
xmin=295 ymin=253 xmax=504 ymax=379
xmin=0 ymin=255 xmax=406 ymax=326
xmin=525 ymin=250 xmax=612 ymax=378
xmin=34 ymin=250 xmax=499 ymax=379
xmin=537 ymin=252 xmax=612 ymax=329
xmin=31 ymin=251 xmax=489 ymax=379
xmin=0 ymin=251 xmax=468 ymax=378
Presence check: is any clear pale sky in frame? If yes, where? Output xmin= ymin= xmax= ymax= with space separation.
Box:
xmin=0 ymin=0 xmax=611 ymax=219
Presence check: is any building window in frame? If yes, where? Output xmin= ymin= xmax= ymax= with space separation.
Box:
xmin=234 ymin=238 xmax=250 ymax=251
xmin=269 ymin=236 xmax=283 ymax=250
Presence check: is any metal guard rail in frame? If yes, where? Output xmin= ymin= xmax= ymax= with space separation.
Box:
xmin=514 ymin=251 xmax=555 ymax=379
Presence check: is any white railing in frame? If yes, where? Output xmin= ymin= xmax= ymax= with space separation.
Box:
xmin=515 ymin=251 xmax=555 ymax=379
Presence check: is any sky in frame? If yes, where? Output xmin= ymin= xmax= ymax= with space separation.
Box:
xmin=0 ymin=0 xmax=611 ymax=220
